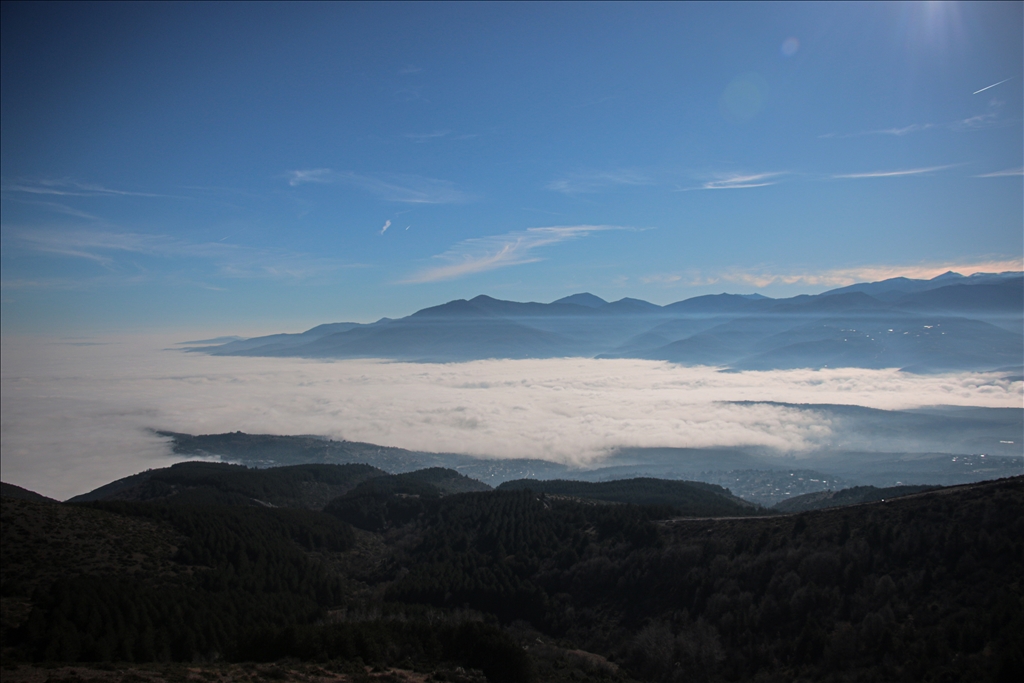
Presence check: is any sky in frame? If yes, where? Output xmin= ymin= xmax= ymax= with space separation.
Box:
xmin=2 ymin=1 xmax=1022 ymax=336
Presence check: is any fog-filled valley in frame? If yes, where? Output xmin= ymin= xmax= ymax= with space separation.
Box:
xmin=5 ymin=275 xmax=1021 ymax=681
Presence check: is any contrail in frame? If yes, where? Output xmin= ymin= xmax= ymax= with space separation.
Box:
xmin=973 ymin=78 xmax=1011 ymax=95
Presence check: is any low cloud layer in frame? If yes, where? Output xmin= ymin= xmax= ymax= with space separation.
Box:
xmin=2 ymin=335 xmax=1020 ymax=500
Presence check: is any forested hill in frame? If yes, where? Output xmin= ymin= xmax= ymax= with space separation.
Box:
xmin=68 ymin=461 xmax=388 ymax=509
xmin=773 ymin=484 xmax=939 ymax=513
xmin=68 ymin=462 xmax=489 ymax=511
xmin=497 ymin=477 xmax=760 ymax=516
xmin=3 ymin=475 xmax=1022 ymax=682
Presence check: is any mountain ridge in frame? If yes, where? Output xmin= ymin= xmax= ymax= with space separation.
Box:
xmin=191 ymin=272 xmax=1022 ymax=371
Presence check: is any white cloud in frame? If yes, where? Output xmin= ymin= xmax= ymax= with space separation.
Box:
xmin=6 ymin=228 xmax=354 ymax=282
xmin=877 ymin=123 xmax=936 ymax=136
xmin=2 ymin=179 xmax=163 ymax=197
xmin=287 ymin=169 xmax=334 ymax=186
xmin=403 ymin=225 xmax=625 ymax=283
xmin=832 ymin=165 xmax=955 ymax=179
xmin=2 ymin=336 xmax=1020 ymax=500
xmin=380 ymin=220 xmax=391 ymax=235
xmin=820 ymin=123 xmax=937 ymax=139
xmin=976 ymin=167 xmax=1024 ymax=178
xmin=698 ymin=172 xmax=784 ymax=190
xmin=405 ymin=130 xmax=451 ymax=142
xmin=546 ymin=170 xmax=651 ymax=194
xmin=677 ymin=172 xmax=785 ymax=191
xmin=287 ymin=168 xmax=472 ymax=204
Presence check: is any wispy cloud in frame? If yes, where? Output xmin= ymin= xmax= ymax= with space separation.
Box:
xmin=6 ymin=228 xmax=354 ymax=283
xmin=2 ymin=179 xmax=163 ymax=197
xmin=819 ymin=123 xmax=937 ymax=139
xmin=380 ymin=220 xmax=391 ymax=235
xmin=878 ymin=123 xmax=935 ymax=136
xmin=287 ymin=169 xmax=472 ymax=204
xmin=832 ymin=165 xmax=954 ymax=179
xmin=697 ymin=172 xmax=784 ymax=190
xmin=822 ymin=98 xmax=1008 ymax=138
xmin=952 ymin=112 xmax=999 ymax=131
xmin=286 ymin=169 xmax=334 ymax=186
xmin=677 ymin=259 xmax=1023 ymax=290
xmin=976 ymin=167 xmax=1024 ymax=178
xmin=404 ymin=225 xmax=625 ymax=283
xmin=405 ymin=130 xmax=451 ymax=142
xmin=546 ymin=170 xmax=651 ymax=194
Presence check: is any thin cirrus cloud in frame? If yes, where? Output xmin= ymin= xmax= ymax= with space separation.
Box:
xmin=546 ymin=170 xmax=652 ymax=195
xmin=403 ymin=225 xmax=625 ymax=283
xmin=2 ymin=178 xmax=164 ymax=198
xmin=818 ymin=123 xmax=937 ymax=139
xmin=287 ymin=168 xmax=472 ymax=204
xmin=820 ymin=101 xmax=1007 ymax=139
xmin=831 ymin=165 xmax=955 ymax=179
xmin=404 ymin=130 xmax=452 ymax=142
xmin=976 ymin=167 xmax=1023 ymax=178
xmin=693 ymin=172 xmax=785 ymax=190
xmin=6 ymin=228 xmax=352 ymax=283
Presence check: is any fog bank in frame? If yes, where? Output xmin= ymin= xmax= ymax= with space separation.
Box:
xmin=2 ymin=335 xmax=1020 ymax=500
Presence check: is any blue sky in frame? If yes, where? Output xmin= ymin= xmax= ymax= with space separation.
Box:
xmin=2 ymin=1 xmax=1021 ymax=335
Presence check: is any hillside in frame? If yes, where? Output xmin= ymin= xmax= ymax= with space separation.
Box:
xmin=496 ymin=477 xmax=759 ymax=516
xmin=69 ymin=461 xmax=388 ymax=510
xmin=3 ymin=473 xmax=1022 ymax=681
xmin=773 ymin=484 xmax=938 ymax=513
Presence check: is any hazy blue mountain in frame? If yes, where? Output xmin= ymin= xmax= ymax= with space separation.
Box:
xmin=194 ymin=321 xmax=365 ymax=355
xmin=551 ymin=292 xmax=608 ymax=307
xmin=662 ymin=293 xmax=776 ymax=314
xmin=820 ymin=270 xmax=1022 ymax=302
xmin=895 ymin=278 xmax=1023 ymax=313
xmin=195 ymin=274 xmax=1022 ymax=372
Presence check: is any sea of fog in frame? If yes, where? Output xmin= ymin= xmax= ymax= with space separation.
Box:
xmin=2 ymin=334 xmax=1021 ymax=501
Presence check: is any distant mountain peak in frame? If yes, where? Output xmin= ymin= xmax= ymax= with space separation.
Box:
xmin=551 ymin=292 xmax=608 ymax=308
xmin=609 ymin=297 xmax=662 ymax=310
xmin=932 ymin=271 xmax=964 ymax=281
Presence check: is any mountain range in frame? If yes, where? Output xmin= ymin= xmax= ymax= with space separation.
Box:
xmin=189 ymin=271 xmax=1023 ymax=372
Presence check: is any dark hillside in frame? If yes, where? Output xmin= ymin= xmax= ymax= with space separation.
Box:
xmin=322 ymin=468 xmax=490 ymax=531
xmin=1 ymin=482 xmax=57 ymax=503
xmin=393 ymin=467 xmax=493 ymax=494
xmin=497 ymin=477 xmax=759 ymax=516
xmin=3 ymin=498 xmax=355 ymax=664
xmin=69 ymin=461 xmax=386 ymax=510
xmin=773 ymin=484 xmax=938 ymax=513
xmin=3 ymin=474 xmax=1022 ymax=682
